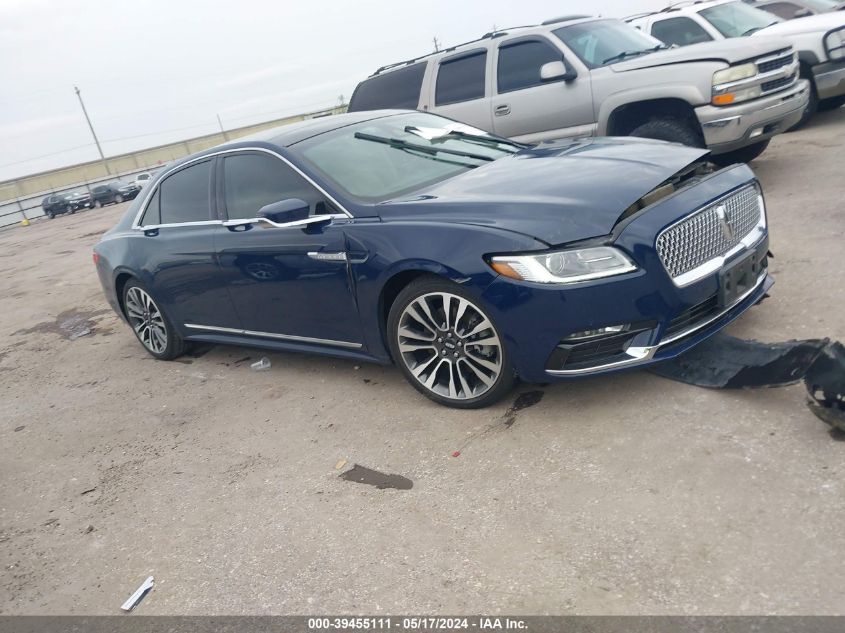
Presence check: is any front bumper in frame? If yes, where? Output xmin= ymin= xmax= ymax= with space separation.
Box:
xmin=479 ymin=164 xmax=772 ymax=384
xmin=813 ymin=60 xmax=845 ymax=99
xmin=696 ymin=79 xmax=809 ymax=154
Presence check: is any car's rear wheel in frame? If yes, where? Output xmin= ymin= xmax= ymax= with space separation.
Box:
xmin=69 ymin=206 xmax=76 ymax=214
xmin=123 ymin=281 xmax=185 ymax=360
xmin=47 ymin=211 xmax=55 ymax=219
xmin=388 ymin=277 xmax=515 ymax=408
xmin=115 ymin=194 xmax=124 ymax=204
xmin=629 ymin=117 xmax=703 ymax=148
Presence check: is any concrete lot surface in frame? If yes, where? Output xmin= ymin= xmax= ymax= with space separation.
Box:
xmin=1 ymin=111 xmax=844 ymax=615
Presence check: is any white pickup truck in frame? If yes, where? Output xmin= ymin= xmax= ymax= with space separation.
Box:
xmin=628 ymin=0 xmax=845 ymax=124
xmin=349 ymin=15 xmax=809 ymax=163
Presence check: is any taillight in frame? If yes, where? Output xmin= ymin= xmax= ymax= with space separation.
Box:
xmin=92 ymin=252 xmax=100 ymax=265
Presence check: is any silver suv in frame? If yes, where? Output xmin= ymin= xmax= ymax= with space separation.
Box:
xmin=349 ymin=16 xmax=809 ymax=163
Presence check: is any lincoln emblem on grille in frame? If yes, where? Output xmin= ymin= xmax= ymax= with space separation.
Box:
xmin=715 ymin=205 xmax=734 ymax=240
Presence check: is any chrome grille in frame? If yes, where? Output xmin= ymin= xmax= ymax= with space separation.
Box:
xmin=756 ymin=50 xmax=792 ymax=74
xmin=656 ymin=185 xmax=762 ymax=280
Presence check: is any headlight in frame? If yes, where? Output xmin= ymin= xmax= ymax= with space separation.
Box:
xmin=713 ymin=63 xmax=756 ymax=85
xmin=826 ymin=29 xmax=845 ymax=61
xmin=489 ymin=246 xmax=637 ymax=284
xmin=712 ymin=62 xmax=761 ymax=105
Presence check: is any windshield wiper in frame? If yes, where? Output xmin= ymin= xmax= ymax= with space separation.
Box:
xmin=742 ymin=21 xmax=779 ymax=36
xmin=354 ymin=131 xmax=495 ymax=162
xmin=404 ymin=126 xmax=526 ymax=152
xmin=601 ymin=46 xmax=663 ymax=65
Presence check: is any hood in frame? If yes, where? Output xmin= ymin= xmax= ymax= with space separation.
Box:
xmin=755 ymin=12 xmax=845 ymax=36
xmin=376 ymin=137 xmax=709 ymax=246
xmin=613 ymin=36 xmax=792 ymax=71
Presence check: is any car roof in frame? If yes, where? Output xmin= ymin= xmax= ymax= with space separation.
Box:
xmin=365 ymin=16 xmax=604 ymax=78
xmin=627 ymin=0 xmax=740 ymax=22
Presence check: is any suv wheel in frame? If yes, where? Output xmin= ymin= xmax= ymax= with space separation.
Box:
xmin=93 ymin=199 xmax=102 ymax=208
xmin=123 ymin=281 xmax=186 ymax=360
xmin=388 ymin=276 xmax=516 ymax=408
xmin=629 ymin=117 xmax=703 ymax=148
xmin=47 ymin=210 xmax=55 ymax=219
xmin=115 ymin=194 xmax=124 ymax=204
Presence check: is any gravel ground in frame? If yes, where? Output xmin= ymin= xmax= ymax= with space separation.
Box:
xmin=1 ymin=110 xmax=844 ymax=616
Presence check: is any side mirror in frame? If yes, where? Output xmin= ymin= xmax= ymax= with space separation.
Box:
xmin=540 ymin=60 xmax=577 ymax=83
xmin=257 ymin=198 xmax=310 ymax=225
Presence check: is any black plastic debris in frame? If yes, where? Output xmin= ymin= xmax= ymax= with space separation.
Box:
xmin=651 ymin=333 xmax=845 ymax=435
xmin=804 ymin=342 xmax=845 ymax=431
xmin=649 ymin=334 xmax=829 ymax=389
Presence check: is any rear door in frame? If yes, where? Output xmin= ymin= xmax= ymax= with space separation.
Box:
xmin=212 ymin=151 xmax=364 ymax=348
xmin=429 ymin=47 xmax=495 ymax=132
xmin=491 ymin=36 xmax=594 ymax=141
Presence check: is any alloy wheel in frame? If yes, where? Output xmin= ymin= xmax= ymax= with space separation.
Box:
xmin=115 ymin=194 xmax=124 ymax=204
xmin=125 ymin=286 xmax=168 ymax=354
xmin=397 ymin=292 xmax=503 ymax=401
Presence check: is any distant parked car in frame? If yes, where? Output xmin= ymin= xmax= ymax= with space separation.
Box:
xmin=131 ymin=172 xmax=153 ymax=188
xmin=91 ymin=181 xmax=141 ymax=207
xmin=747 ymin=0 xmax=845 ymax=20
xmin=41 ymin=191 xmax=91 ymax=219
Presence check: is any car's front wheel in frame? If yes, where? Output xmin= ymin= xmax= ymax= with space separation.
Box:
xmin=388 ymin=277 xmax=516 ymax=408
xmin=123 ymin=281 xmax=185 ymax=360
xmin=115 ymin=194 xmax=124 ymax=204
xmin=93 ymin=200 xmax=102 ymax=208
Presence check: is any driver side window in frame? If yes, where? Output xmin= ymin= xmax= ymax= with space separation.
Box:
xmin=651 ymin=17 xmax=714 ymax=47
xmin=222 ymin=153 xmax=332 ymax=220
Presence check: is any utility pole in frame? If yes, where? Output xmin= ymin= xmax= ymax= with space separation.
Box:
xmin=216 ymin=113 xmax=229 ymax=141
xmin=433 ymin=36 xmax=441 ymax=52
xmin=74 ymin=85 xmax=110 ymax=174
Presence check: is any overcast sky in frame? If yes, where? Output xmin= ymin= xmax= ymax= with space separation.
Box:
xmin=1 ymin=0 xmax=671 ymax=181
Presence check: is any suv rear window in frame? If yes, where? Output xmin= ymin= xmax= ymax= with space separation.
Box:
xmin=435 ymin=50 xmax=487 ymax=106
xmin=347 ymin=62 xmax=426 ymax=112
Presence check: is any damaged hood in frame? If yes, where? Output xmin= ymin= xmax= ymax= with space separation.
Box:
xmin=612 ymin=37 xmax=792 ymax=71
xmin=377 ymin=137 xmax=709 ymax=245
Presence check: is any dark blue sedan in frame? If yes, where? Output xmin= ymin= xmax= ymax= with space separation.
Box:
xmin=93 ymin=110 xmax=772 ymax=408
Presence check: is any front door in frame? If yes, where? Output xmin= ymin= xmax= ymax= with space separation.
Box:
xmin=213 ymin=151 xmax=364 ymax=347
xmin=491 ymin=36 xmax=595 ymax=142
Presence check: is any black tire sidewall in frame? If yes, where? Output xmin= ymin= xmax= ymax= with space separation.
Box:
xmin=387 ymin=276 xmax=516 ymax=409
xmin=122 ymin=280 xmax=185 ymax=360
xmin=629 ymin=118 xmax=703 ymax=148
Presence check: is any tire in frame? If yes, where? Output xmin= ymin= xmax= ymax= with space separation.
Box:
xmin=93 ymin=199 xmax=102 ymax=208
xmin=122 ymin=280 xmax=186 ymax=360
xmin=710 ymin=140 xmax=770 ymax=166
xmin=819 ymin=95 xmax=845 ymax=112
xmin=47 ymin=211 xmax=55 ymax=219
xmin=629 ymin=117 xmax=704 ymax=148
xmin=387 ymin=276 xmax=516 ymax=409
xmin=69 ymin=206 xmax=76 ymax=215
xmin=115 ymin=194 xmax=124 ymax=204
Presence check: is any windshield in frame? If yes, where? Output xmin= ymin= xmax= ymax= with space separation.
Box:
xmin=553 ymin=19 xmax=665 ymax=68
xmin=293 ymin=113 xmax=515 ymax=202
xmin=802 ymin=0 xmax=842 ymax=9
xmin=700 ymin=2 xmax=782 ymax=37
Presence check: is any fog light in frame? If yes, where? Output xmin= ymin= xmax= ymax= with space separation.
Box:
xmin=564 ymin=325 xmax=629 ymax=342
xmin=749 ymin=127 xmax=764 ymax=139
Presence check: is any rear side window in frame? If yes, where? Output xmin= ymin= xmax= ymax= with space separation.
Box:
xmin=497 ymin=39 xmax=564 ymax=93
xmin=157 ymin=160 xmax=211 ymax=225
xmin=758 ymin=2 xmax=803 ymax=19
xmin=223 ymin=153 xmax=325 ymax=220
xmin=347 ymin=62 xmax=426 ymax=112
xmin=140 ymin=188 xmax=161 ymax=226
xmin=435 ymin=50 xmax=487 ymax=106
xmin=651 ymin=17 xmax=714 ymax=46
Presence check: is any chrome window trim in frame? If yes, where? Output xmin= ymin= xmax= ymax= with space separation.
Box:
xmin=132 ymin=147 xmax=354 ymax=230
xmin=183 ymin=323 xmax=362 ymax=349
xmin=656 ymin=183 xmax=766 ymax=288
xmin=546 ymin=270 xmax=767 ymax=376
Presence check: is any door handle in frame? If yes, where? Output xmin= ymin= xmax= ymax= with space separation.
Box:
xmin=227 ymin=223 xmax=252 ymax=232
xmin=495 ymin=104 xmax=511 ymax=116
